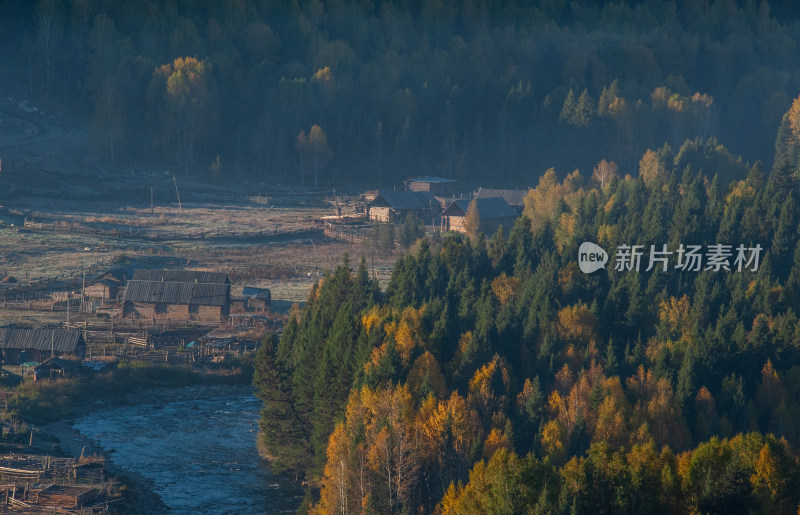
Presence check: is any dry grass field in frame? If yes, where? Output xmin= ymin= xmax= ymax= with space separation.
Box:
xmin=0 ymin=99 xmax=395 ymax=327
xmin=0 ymin=196 xmax=396 ymax=311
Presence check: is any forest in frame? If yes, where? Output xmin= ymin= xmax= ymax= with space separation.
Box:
xmin=2 ymin=0 xmax=800 ymax=184
xmin=255 ymin=92 xmax=800 ymax=513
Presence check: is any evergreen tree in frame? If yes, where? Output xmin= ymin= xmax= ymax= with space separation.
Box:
xmin=253 ymin=334 xmax=312 ymax=472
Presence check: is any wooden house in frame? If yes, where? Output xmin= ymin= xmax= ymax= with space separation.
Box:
xmin=367 ymin=191 xmax=439 ymax=223
xmin=33 ymin=357 xmax=80 ymax=381
xmin=242 ymin=287 xmax=271 ymax=311
xmin=0 ymin=328 xmax=85 ymax=365
xmin=84 ymin=279 xmax=120 ymax=303
xmin=474 ymin=188 xmax=530 ymax=214
xmin=409 ymin=176 xmax=456 ymax=195
xmin=123 ymin=280 xmax=230 ymax=322
xmin=441 ymin=197 xmax=518 ymax=235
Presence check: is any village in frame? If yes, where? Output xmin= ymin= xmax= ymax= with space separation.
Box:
xmin=0 ymin=173 xmax=530 ymax=512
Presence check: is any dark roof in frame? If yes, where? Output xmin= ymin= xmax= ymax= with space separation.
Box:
xmin=442 ymin=197 xmax=518 ymax=219
xmin=369 ymin=191 xmax=439 ymax=210
xmin=475 ymin=188 xmax=530 ymax=207
xmin=0 ymin=328 xmax=82 ymax=353
xmin=242 ymin=287 xmax=271 ymax=300
xmin=36 ymin=356 xmax=80 ymax=371
xmin=132 ymin=270 xmax=230 ymax=284
xmin=124 ymin=280 xmax=230 ymax=306
xmin=410 ymin=176 xmax=456 ymax=184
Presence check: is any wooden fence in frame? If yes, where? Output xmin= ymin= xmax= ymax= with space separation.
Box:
xmin=323 ymin=223 xmax=367 ymax=244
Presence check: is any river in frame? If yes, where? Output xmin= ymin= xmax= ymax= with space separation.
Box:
xmin=72 ymin=385 xmax=303 ymax=514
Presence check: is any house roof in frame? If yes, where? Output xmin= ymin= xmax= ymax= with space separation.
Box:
xmin=132 ymin=269 xmax=230 ymax=284
xmin=36 ymin=356 xmax=80 ymax=371
xmin=442 ymin=197 xmax=518 ymax=219
xmin=410 ymin=176 xmax=456 ymax=184
xmin=369 ymin=191 xmax=439 ymax=211
xmin=242 ymin=287 xmax=271 ymax=300
xmin=475 ymin=188 xmax=530 ymax=207
xmin=0 ymin=328 xmax=83 ymax=353
xmin=124 ymin=280 xmax=230 ymax=306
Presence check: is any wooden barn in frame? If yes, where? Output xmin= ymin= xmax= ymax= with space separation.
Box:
xmin=408 ymin=176 xmax=456 ymax=195
xmin=367 ymin=191 xmax=439 ymax=223
xmin=242 ymin=287 xmax=271 ymax=311
xmin=123 ymin=280 xmax=230 ymax=322
xmin=441 ymin=197 xmax=518 ymax=235
xmin=0 ymin=328 xmax=85 ymax=365
xmin=33 ymin=357 xmax=80 ymax=381
xmin=474 ymin=188 xmax=530 ymax=214
xmin=84 ymin=278 xmax=120 ymax=303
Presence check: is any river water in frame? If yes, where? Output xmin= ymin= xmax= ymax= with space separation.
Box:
xmin=73 ymin=385 xmax=303 ymax=514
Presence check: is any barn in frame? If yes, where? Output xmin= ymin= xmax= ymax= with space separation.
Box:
xmin=242 ymin=287 xmax=271 ymax=312
xmin=0 ymin=328 xmax=85 ymax=365
xmin=441 ymin=197 xmax=518 ymax=235
xmin=367 ymin=191 xmax=439 ymax=223
xmin=123 ymin=280 xmax=230 ymax=322
xmin=123 ymin=270 xmax=231 ymax=322
xmin=84 ymin=279 xmax=120 ymax=303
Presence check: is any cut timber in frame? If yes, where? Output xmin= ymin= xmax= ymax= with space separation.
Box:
xmin=36 ymin=484 xmax=98 ymax=508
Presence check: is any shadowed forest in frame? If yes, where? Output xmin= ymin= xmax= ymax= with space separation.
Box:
xmin=1 ymin=0 xmax=800 ymax=185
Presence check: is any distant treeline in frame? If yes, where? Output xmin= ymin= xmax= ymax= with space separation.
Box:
xmin=2 ymin=0 xmax=800 ymax=184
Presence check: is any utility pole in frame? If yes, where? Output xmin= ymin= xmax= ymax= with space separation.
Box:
xmin=173 ymin=175 xmax=182 ymax=212
xmin=151 ymin=187 xmax=154 ymax=217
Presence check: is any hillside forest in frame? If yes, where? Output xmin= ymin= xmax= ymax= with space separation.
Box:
xmin=1 ymin=0 xmax=800 ymax=184
xmin=255 ymin=92 xmax=800 ymax=513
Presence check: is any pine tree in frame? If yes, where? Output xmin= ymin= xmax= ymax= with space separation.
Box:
xmin=253 ymin=334 xmax=312 ymax=472
xmin=560 ymin=89 xmax=576 ymax=123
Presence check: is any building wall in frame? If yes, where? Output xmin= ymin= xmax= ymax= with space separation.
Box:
xmin=369 ymin=206 xmax=392 ymax=222
xmin=167 ymin=304 xmax=190 ymax=319
xmin=125 ymin=301 xmax=224 ymax=322
xmin=444 ymin=216 xmax=515 ymax=235
xmin=246 ymin=298 xmax=268 ymax=311
xmin=196 ymin=305 xmax=223 ymax=321
xmin=85 ymin=284 xmax=111 ymax=300
xmin=126 ymin=301 xmax=156 ymax=318
xmin=410 ymin=182 xmax=453 ymax=195
xmin=445 ymin=215 xmax=467 ymax=233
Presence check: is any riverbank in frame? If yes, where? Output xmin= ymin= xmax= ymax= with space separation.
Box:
xmin=24 ymin=368 xmax=256 ymax=513
xmin=42 ymin=385 xmax=302 ymax=513
xmin=42 ymin=384 xmax=258 ymax=513
xmin=9 ymin=358 xmax=254 ymax=425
